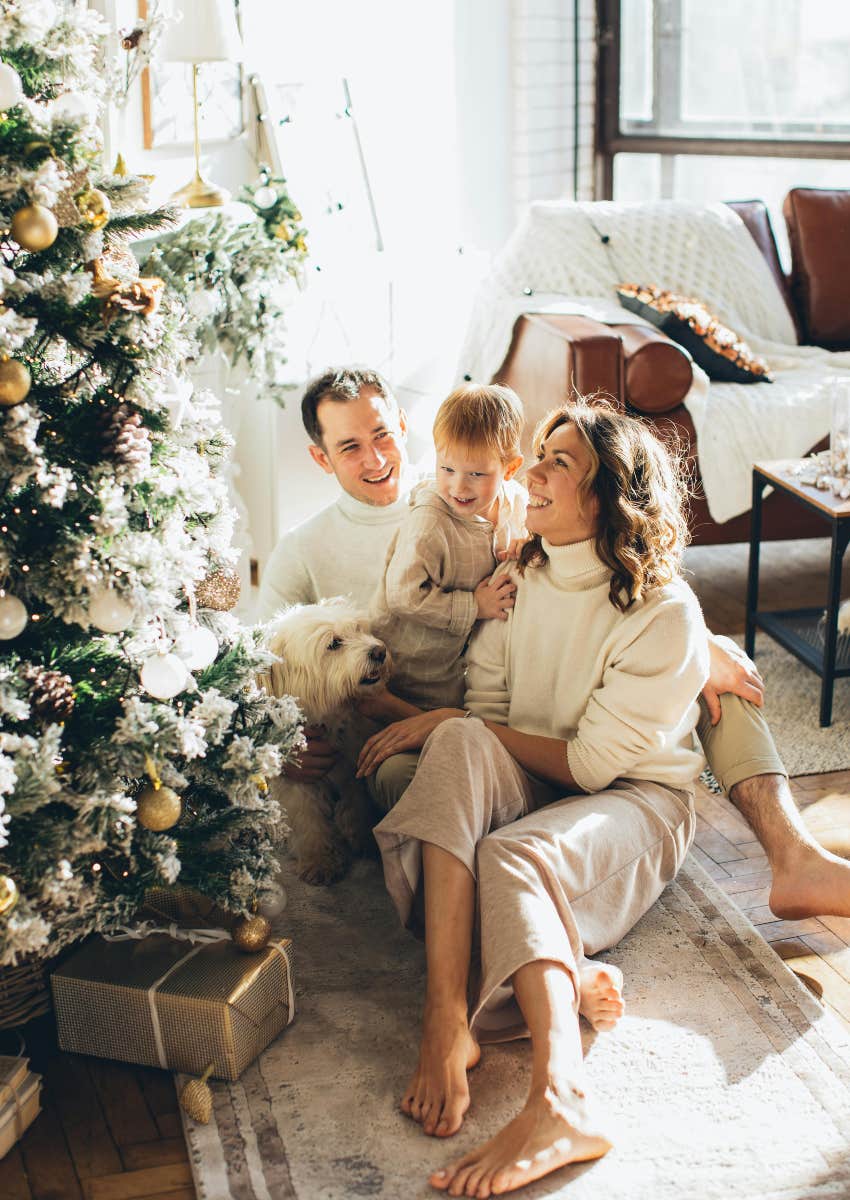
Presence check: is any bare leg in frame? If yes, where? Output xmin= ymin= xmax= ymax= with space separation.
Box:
xmin=401 ymin=843 xmax=481 ymax=1138
xmin=431 ymin=961 xmax=611 ymax=1198
xmin=730 ymin=774 xmax=850 ymax=919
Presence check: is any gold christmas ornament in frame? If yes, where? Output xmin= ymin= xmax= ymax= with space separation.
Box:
xmin=54 ymin=168 xmax=90 ymax=227
xmin=136 ymin=784 xmax=182 ymax=831
xmin=179 ymin=1063 xmax=214 ymax=1123
xmin=0 ymin=875 xmax=19 ymax=918
xmin=10 ymin=203 xmax=59 ymax=252
xmin=231 ymin=912 xmax=272 ymax=954
xmin=75 ymin=187 xmax=112 ymax=229
xmin=195 ymin=568 xmax=241 ymax=612
xmin=0 ymin=357 xmax=31 ymax=407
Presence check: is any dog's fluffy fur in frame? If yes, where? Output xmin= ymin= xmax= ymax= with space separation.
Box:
xmin=265 ymin=598 xmax=391 ymax=885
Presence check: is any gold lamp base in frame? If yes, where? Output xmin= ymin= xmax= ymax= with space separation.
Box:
xmin=170 ymin=172 xmax=230 ymax=209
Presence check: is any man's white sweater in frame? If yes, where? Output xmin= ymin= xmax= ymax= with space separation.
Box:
xmin=464 ymin=538 xmax=709 ymax=794
xmin=256 ymin=486 xmax=411 ymax=619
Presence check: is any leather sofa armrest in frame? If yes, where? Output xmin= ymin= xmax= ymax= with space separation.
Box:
xmin=492 ymin=314 xmax=625 ymax=450
xmin=610 ymin=324 xmax=693 ymax=414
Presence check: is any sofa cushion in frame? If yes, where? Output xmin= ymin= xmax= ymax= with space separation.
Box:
xmin=784 ymin=188 xmax=850 ymax=349
xmin=617 ymin=284 xmax=772 ymax=384
xmin=724 ymin=199 xmax=799 ymax=341
xmin=610 ymin=323 xmax=693 ymax=414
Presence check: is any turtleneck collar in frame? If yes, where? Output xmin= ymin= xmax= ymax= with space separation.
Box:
xmin=540 ymin=537 xmax=609 ymax=588
xmin=335 ymin=467 xmax=418 ymax=525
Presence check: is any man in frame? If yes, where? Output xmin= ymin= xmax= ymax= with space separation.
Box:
xmin=259 ymin=365 xmax=850 ymax=919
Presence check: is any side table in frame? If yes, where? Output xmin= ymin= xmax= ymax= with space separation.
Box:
xmin=746 ymin=461 xmax=850 ymax=726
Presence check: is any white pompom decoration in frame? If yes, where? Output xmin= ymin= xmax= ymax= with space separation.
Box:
xmin=175 ymin=625 xmax=218 ymax=671
xmin=89 ymin=588 xmax=134 ymax=633
xmin=140 ymin=652 xmax=191 ymax=700
xmin=0 ymin=592 xmax=27 ymax=640
xmin=0 ymin=62 xmax=23 ymax=109
xmin=258 ymin=884 xmax=287 ymax=918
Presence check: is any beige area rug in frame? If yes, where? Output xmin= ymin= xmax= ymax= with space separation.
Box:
xmin=736 ymin=634 xmax=850 ymax=776
xmin=179 ymin=855 xmax=850 ymax=1200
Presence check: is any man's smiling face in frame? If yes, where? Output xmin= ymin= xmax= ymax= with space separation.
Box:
xmin=308 ymin=386 xmax=408 ymax=507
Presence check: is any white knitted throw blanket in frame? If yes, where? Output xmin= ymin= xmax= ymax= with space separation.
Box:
xmin=457 ymin=200 xmax=850 ymax=524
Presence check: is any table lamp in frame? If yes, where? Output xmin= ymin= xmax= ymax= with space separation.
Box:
xmin=160 ymin=0 xmax=243 ymax=207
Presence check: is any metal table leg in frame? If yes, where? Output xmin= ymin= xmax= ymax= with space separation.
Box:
xmin=745 ymin=472 xmax=766 ymax=659
xmin=820 ymin=521 xmax=850 ymax=726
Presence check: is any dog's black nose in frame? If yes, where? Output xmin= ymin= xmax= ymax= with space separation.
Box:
xmin=369 ymin=646 xmax=386 ymax=664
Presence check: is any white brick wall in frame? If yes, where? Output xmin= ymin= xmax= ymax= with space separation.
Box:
xmin=511 ymin=0 xmax=596 ymax=216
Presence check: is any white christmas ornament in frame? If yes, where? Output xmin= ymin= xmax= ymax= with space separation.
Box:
xmin=175 ymin=625 xmax=218 ymax=671
xmin=89 ymin=587 xmax=134 ymax=633
xmin=258 ymin=884 xmax=287 ymax=918
xmin=140 ymin=652 xmax=190 ymax=699
xmin=0 ymin=592 xmax=27 ymax=640
xmin=0 ymin=62 xmax=23 ymax=109
xmin=253 ymin=186 xmax=278 ymax=210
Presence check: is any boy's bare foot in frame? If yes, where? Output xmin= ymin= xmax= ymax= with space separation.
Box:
xmin=577 ymin=961 xmax=624 ymax=1032
xmin=429 ymin=1080 xmax=611 ymax=1197
xmin=768 ymin=844 xmax=850 ymax=920
xmin=401 ymin=1003 xmax=481 ymax=1137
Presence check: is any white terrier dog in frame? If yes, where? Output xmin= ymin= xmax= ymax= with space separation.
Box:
xmin=265 ymin=598 xmax=392 ymax=885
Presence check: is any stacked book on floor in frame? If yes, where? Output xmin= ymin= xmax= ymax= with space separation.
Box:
xmin=0 ymin=1055 xmax=41 ymax=1158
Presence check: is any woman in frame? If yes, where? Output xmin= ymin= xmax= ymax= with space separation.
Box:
xmin=357 ymin=400 xmax=709 ymax=1198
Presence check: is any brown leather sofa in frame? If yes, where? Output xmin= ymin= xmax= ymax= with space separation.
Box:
xmin=493 ymin=190 xmax=848 ymax=545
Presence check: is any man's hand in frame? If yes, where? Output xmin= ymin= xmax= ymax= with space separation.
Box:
xmin=283 ymin=725 xmax=338 ymax=782
xmin=474 ymin=573 xmax=517 ymax=621
xmin=702 ymin=633 xmax=765 ymax=726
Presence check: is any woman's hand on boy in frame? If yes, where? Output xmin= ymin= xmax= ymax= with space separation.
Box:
xmin=474 ymin=572 xmax=517 ymax=621
xmin=496 ymin=536 xmax=529 ymax=562
xmin=355 ymin=709 xmax=464 ymax=777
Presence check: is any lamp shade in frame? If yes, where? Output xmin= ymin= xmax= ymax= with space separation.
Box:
xmin=160 ymin=0 xmax=243 ymax=63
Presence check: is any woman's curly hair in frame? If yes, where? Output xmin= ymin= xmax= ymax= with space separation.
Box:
xmin=518 ymin=398 xmax=691 ymax=611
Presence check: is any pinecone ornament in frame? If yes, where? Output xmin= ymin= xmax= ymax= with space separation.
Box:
xmin=22 ymin=665 xmax=76 ymax=722
xmin=97 ymin=403 xmax=151 ymax=479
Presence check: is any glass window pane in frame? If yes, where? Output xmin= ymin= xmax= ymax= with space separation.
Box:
xmin=620 ymin=0 xmax=850 ymax=139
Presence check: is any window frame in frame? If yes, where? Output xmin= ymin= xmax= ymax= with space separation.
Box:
xmin=595 ymin=0 xmax=850 ymax=198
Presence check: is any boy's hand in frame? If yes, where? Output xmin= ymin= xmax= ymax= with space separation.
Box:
xmin=496 ymin=536 xmax=529 ymax=562
xmin=474 ymin=573 xmax=517 ymax=621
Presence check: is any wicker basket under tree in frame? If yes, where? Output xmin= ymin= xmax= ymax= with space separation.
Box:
xmin=0 ymin=956 xmax=52 ymax=1029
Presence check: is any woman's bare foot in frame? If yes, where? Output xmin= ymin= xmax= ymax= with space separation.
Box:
xmin=768 ymin=843 xmax=850 ymax=920
xmin=402 ymin=1003 xmax=481 ymax=1137
xmin=429 ymin=1080 xmax=611 ymax=1197
xmin=577 ymin=961 xmax=624 ymax=1032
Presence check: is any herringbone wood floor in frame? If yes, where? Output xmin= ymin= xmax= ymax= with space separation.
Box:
xmin=2 ymin=537 xmax=848 ymax=1198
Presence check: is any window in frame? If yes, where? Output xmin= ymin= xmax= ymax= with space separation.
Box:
xmin=597 ymin=0 xmax=850 ymax=240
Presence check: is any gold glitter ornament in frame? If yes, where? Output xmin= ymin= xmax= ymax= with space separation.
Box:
xmin=10 ymin=203 xmax=58 ymax=251
xmin=231 ymin=912 xmax=272 ymax=953
xmin=75 ymin=187 xmax=112 ymax=229
xmin=136 ymin=785 xmax=182 ymax=831
xmin=179 ymin=1063 xmax=214 ymax=1123
xmin=0 ymin=357 xmax=31 ymax=406
xmin=195 ymin=568 xmax=241 ymax=612
xmin=0 ymin=875 xmax=19 ymax=917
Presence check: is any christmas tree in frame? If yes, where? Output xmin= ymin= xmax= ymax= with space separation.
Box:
xmin=0 ymin=2 xmax=302 ymax=968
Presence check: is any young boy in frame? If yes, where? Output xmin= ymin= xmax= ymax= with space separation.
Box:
xmin=370 ymin=383 xmax=526 ymax=709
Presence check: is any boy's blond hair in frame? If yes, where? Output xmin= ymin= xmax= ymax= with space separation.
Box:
xmin=432 ymin=383 xmax=524 ymax=463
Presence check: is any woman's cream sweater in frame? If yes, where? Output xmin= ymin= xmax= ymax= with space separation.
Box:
xmin=464 ymin=538 xmax=709 ymax=793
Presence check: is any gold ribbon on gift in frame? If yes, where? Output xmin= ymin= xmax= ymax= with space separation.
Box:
xmin=101 ymin=924 xmax=295 ymax=1072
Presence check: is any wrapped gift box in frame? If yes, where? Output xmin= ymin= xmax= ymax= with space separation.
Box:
xmin=0 ymin=1056 xmax=41 ymax=1159
xmin=51 ymin=932 xmax=294 ymax=1080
